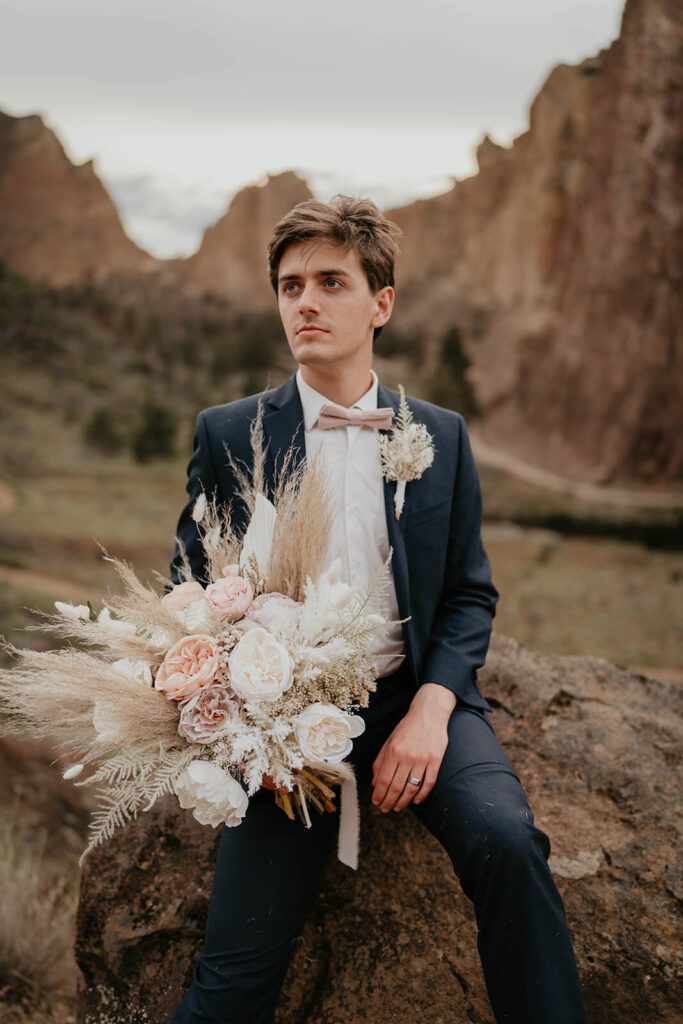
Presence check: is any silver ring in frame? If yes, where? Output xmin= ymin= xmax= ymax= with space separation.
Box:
xmin=409 ymin=776 xmax=422 ymax=786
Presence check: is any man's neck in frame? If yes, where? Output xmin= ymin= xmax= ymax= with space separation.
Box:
xmin=298 ymin=364 xmax=375 ymax=408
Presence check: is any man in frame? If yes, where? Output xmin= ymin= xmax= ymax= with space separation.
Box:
xmin=170 ymin=196 xmax=588 ymax=1023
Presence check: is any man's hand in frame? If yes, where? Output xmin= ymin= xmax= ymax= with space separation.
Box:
xmin=371 ymin=683 xmax=456 ymax=812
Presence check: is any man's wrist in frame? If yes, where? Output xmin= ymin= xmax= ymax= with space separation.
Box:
xmin=411 ymin=682 xmax=457 ymax=721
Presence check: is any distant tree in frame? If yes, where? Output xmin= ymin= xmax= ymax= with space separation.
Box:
xmin=242 ymin=369 xmax=271 ymax=397
xmin=373 ymin=325 xmax=424 ymax=367
xmin=440 ymin=326 xmax=470 ymax=377
xmin=83 ymin=408 xmax=125 ymax=455
xmin=130 ymin=400 xmax=177 ymax=462
xmin=233 ymin=312 xmax=285 ymax=371
xmin=428 ymin=324 xmax=480 ymax=418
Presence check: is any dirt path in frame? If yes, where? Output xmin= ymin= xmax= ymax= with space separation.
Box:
xmin=469 ymin=431 xmax=683 ymax=510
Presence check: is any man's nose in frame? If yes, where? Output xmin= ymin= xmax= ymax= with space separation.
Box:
xmin=297 ymin=282 xmax=320 ymax=314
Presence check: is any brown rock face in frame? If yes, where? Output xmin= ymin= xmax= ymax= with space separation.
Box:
xmin=74 ymin=635 xmax=682 ymax=1024
xmin=389 ymin=0 xmax=683 ymax=484
xmin=179 ymin=171 xmax=312 ymax=309
xmin=0 ymin=110 xmax=156 ymax=285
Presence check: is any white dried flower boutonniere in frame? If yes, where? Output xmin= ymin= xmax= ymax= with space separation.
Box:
xmin=379 ymin=385 xmax=435 ymax=519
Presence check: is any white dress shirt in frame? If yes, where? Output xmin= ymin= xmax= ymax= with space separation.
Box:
xmin=295 ymin=368 xmax=405 ymax=678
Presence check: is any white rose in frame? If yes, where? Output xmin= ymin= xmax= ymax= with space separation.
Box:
xmin=228 ymin=627 xmax=294 ymax=702
xmin=111 ymin=658 xmax=154 ymax=687
xmin=293 ymin=703 xmax=365 ymax=764
xmin=55 ymin=600 xmax=90 ymax=620
xmin=174 ymin=761 xmax=248 ymax=828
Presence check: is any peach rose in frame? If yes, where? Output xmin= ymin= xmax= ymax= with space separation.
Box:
xmin=154 ymin=634 xmax=220 ymax=701
xmin=205 ymin=576 xmax=254 ymax=621
xmin=161 ymin=581 xmax=206 ymax=612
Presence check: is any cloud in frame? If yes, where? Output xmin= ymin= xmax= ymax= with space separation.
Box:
xmin=104 ymin=174 xmax=228 ymax=258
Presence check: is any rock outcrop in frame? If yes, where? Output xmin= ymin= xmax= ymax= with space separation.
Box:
xmin=389 ymin=0 xmax=683 ymax=485
xmin=178 ymin=171 xmax=312 ymax=309
xmin=0 ymin=111 xmax=157 ymax=286
xmin=74 ymin=634 xmax=682 ymax=1023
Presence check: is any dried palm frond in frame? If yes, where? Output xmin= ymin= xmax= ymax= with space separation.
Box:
xmin=268 ymin=449 xmax=333 ymax=601
xmin=0 ymin=641 xmax=180 ymax=762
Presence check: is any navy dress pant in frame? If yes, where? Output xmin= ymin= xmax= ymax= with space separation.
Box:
xmin=172 ymin=667 xmax=588 ymax=1023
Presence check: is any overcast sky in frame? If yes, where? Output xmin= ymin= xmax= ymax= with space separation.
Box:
xmin=1 ymin=0 xmax=625 ymax=257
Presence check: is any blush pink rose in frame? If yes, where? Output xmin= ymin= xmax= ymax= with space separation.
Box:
xmin=205 ymin=576 xmax=254 ymax=621
xmin=178 ymin=684 xmax=241 ymax=744
xmin=154 ymin=634 xmax=220 ymax=701
xmin=161 ymin=581 xmax=206 ymax=612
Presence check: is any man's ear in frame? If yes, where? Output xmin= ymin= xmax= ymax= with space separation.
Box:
xmin=372 ymin=285 xmax=395 ymax=329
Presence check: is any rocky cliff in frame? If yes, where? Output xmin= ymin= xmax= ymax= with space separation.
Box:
xmin=74 ymin=634 xmax=682 ymax=1024
xmin=1 ymin=0 xmax=681 ymax=486
xmin=388 ymin=0 xmax=683 ymax=484
xmin=0 ymin=111 xmax=156 ymax=286
xmin=179 ymin=171 xmax=312 ymax=308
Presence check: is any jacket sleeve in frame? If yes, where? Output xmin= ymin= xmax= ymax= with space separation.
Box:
xmin=167 ymin=411 xmax=220 ymax=590
xmin=418 ymin=414 xmax=499 ymax=710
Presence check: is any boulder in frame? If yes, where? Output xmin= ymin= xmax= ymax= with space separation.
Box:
xmin=75 ymin=634 xmax=682 ymax=1023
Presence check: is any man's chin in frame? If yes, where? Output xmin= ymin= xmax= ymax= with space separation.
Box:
xmin=292 ymin=345 xmax=337 ymax=368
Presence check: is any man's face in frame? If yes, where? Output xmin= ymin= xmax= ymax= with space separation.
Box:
xmin=276 ymin=240 xmax=393 ymax=373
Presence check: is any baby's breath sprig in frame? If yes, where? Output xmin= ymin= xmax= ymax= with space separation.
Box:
xmin=378 ymin=385 xmax=435 ymax=519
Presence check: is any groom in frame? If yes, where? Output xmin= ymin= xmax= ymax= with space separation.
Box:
xmin=169 ymin=196 xmax=588 ymax=1023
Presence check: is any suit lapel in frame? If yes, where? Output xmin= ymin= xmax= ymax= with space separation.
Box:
xmin=261 ymin=374 xmax=306 ymax=496
xmin=377 ymin=382 xmax=413 ymax=654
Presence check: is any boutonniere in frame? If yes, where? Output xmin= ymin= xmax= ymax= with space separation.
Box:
xmin=379 ymin=385 xmax=435 ymax=519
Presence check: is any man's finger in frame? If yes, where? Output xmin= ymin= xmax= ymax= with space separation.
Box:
xmin=372 ymin=761 xmax=399 ymax=806
xmin=392 ymin=766 xmax=426 ymax=812
xmin=413 ymin=762 xmax=439 ymax=804
xmin=378 ymin=766 xmax=411 ymax=811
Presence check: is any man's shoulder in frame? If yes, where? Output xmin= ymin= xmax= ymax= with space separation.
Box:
xmin=198 ymin=388 xmax=276 ymax=435
xmin=385 ymin=386 xmax=467 ymax=439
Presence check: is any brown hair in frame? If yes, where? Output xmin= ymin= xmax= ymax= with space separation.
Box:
xmin=267 ymin=196 xmax=402 ymax=338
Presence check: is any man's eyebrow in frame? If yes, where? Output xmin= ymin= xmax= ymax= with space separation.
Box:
xmin=278 ymin=268 xmax=352 ymax=282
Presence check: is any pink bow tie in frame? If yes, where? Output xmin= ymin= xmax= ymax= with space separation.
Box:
xmin=317 ymin=402 xmax=394 ymax=431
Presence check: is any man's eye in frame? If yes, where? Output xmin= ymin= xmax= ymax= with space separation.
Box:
xmin=282 ymin=281 xmax=300 ymax=294
xmin=324 ymin=278 xmax=341 ymax=288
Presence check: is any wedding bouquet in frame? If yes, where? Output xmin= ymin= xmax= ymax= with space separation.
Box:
xmin=0 ymin=409 xmax=396 ymax=869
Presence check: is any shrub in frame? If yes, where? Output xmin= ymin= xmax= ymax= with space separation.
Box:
xmin=130 ymin=400 xmax=177 ymax=462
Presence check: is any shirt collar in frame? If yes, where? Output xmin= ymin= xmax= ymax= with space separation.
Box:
xmin=295 ymin=368 xmax=379 ymax=432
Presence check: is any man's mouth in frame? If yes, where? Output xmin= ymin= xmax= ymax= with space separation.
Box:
xmin=297 ymin=325 xmax=328 ymax=335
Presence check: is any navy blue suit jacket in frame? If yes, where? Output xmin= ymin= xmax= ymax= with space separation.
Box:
xmin=168 ymin=374 xmax=499 ymax=712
